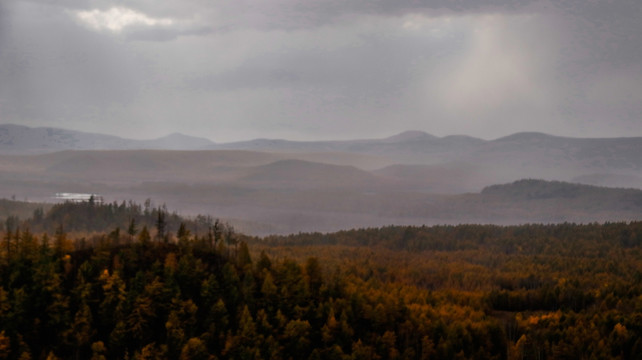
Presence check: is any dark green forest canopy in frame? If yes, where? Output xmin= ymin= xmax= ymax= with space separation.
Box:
xmin=258 ymin=221 xmax=642 ymax=253
xmin=0 ymin=201 xmax=641 ymax=359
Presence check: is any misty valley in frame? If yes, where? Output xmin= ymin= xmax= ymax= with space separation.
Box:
xmin=1 ymin=125 xmax=642 ymax=359
xmin=1 ymin=125 xmax=642 ymax=235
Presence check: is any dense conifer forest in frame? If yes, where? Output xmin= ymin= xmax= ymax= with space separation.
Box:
xmin=1 ymin=200 xmax=642 ymax=359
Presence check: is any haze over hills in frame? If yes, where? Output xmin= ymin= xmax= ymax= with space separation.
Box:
xmin=1 ymin=124 xmax=642 ymax=234
xmin=0 ymin=124 xmax=485 ymax=156
xmin=0 ymin=149 xmax=641 ymax=234
xmin=3 ymin=124 xmax=642 ymax=188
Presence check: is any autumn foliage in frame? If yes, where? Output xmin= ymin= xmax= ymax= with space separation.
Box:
xmin=1 ymin=202 xmax=642 ymax=359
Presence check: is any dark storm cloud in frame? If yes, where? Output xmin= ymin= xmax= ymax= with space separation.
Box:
xmin=1 ymin=7 xmax=140 ymax=101
xmin=1 ymin=0 xmax=641 ymax=140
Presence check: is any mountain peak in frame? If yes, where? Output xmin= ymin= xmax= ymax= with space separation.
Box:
xmin=493 ymin=132 xmax=558 ymax=142
xmin=383 ymin=130 xmax=437 ymax=143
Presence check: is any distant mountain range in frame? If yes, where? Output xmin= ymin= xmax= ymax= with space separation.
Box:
xmin=0 ymin=124 xmax=486 ymax=155
xmin=1 ymin=124 xmax=642 ymax=234
xmin=2 ymin=124 xmax=641 ymax=190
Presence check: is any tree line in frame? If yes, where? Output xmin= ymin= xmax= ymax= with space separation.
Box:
xmin=1 ymin=200 xmax=642 ymax=359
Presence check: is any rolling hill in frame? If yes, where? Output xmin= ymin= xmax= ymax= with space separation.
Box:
xmin=239 ymin=159 xmax=381 ymax=190
xmin=0 ymin=145 xmax=640 ymax=234
xmin=1 ymin=125 xmax=642 ymax=233
xmin=3 ymin=124 xmax=641 ymax=192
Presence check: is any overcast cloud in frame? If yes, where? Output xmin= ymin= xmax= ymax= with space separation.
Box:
xmin=0 ymin=0 xmax=640 ymax=141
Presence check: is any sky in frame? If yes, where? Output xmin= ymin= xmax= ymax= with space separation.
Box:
xmin=0 ymin=0 xmax=641 ymax=142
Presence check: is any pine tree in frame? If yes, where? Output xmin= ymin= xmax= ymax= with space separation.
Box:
xmin=156 ymin=209 xmax=166 ymax=242
xmin=127 ymin=218 xmax=137 ymax=241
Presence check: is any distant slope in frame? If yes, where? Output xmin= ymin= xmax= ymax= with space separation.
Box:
xmin=572 ymin=173 xmax=642 ymax=189
xmin=463 ymin=179 xmax=642 ymax=223
xmin=373 ymin=162 xmax=492 ymax=193
xmin=481 ymin=179 xmax=642 ymax=210
xmin=217 ymin=130 xmax=486 ymax=164
xmin=0 ymin=149 xmax=283 ymax=183
xmin=0 ymin=124 xmax=215 ymax=153
xmin=481 ymin=179 xmax=629 ymax=199
xmin=240 ymin=159 xmax=381 ymax=189
xmin=471 ymin=133 xmax=642 ymax=177
xmin=0 ymin=124 xmax=134 ymax=153
xmin=425 ymin=132 xmax=642 ymax=190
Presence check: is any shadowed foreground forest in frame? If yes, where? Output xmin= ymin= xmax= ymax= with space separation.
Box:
xmin=1 ymin=201 xmax=642 ymax=359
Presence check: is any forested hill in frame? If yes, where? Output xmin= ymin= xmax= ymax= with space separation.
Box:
xmin=2 ymin=217 xmax=642 ymax=358
xmin=257 ymin=221 xmax=642 ymax=251
xmin=481 ymin=179 xmax=642 ymax=201
xmin=0 ymin=199 xmax=226 ymax=239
